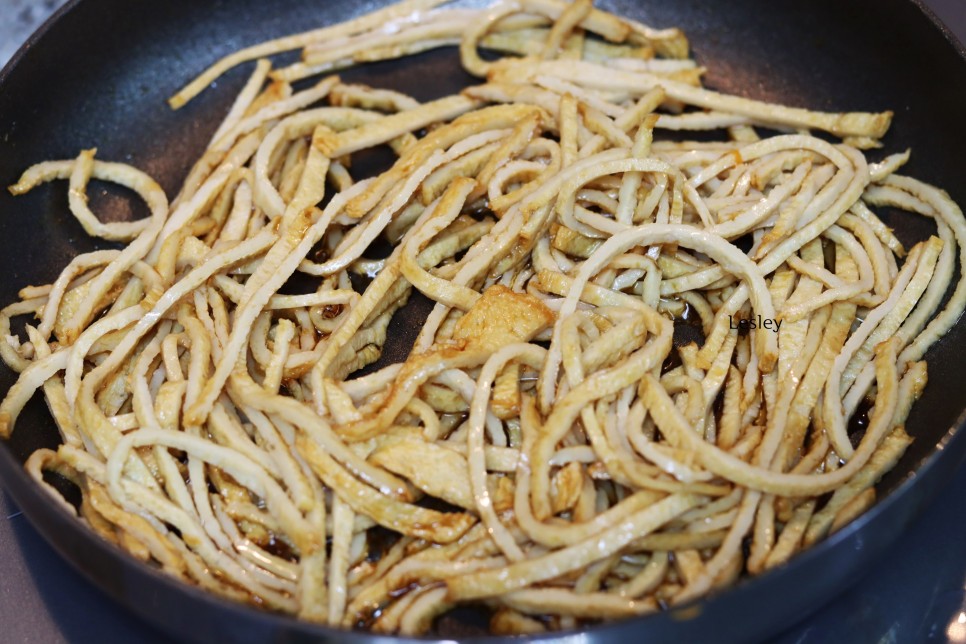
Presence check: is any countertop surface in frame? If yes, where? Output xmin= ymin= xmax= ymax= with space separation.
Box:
xmin=1 ymin=0 xmax=965 ymax=642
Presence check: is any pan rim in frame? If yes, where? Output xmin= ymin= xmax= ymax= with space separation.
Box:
xmin=0 ymin=0 xmax=83 ymax=84
xmin=910 ymin=0 xmax=966 ymax=56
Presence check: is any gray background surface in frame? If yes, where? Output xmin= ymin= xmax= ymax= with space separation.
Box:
xmin=1 ymin=0 xmax=965 ymax=642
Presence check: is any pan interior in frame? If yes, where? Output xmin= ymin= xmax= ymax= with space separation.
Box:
xmin=0 ymin=0 xmax=964 ymax=638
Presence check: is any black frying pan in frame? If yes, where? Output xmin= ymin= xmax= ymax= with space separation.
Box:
xmin=0 ymin=0 xmax=964 ymax=642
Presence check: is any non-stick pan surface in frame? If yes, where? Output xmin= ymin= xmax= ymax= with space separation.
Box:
xmin=0 ymin=0 xmax=964 ymax=642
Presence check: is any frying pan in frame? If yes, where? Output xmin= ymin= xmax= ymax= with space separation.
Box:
xmin=0 ymin=0 xmax=964 ymax=642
